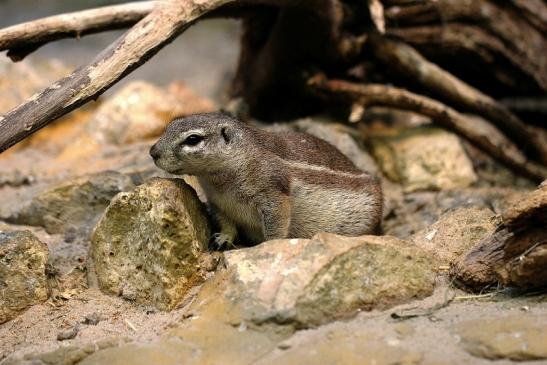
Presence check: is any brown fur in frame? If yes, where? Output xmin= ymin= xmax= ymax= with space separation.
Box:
xmin=150 ymin=112 xmax=383 ymax=247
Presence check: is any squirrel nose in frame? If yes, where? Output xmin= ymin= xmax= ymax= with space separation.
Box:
xmin=149 ymin=143 xmax=161 ymax=160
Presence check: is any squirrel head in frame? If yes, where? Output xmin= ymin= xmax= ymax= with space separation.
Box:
xmin=150 ymin=112 xmax=247 ymax=175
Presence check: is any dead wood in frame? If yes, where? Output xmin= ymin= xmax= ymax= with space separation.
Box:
xmin=384 ymin=0 xmax=547 ymax=93
xmin=451 ymin=184 xmax=547 ymax=292
xmin=0 ymin=1 xmax=157 ymax=61
xmin=386 ymin=24 xmax=547 ymax=95
xmin=0 ymin=0 xmax=544 ymax=185
xmin=368 ymin=35 xmax=547 ymax=164
xmin=310 ymin=76 xmax=547 ymax=182
xmin=501 ymin=97 xmax=547 ymax=115
xmin=367 ymin=0 xmax=385 ymax=34
xmin=0 ymin=0 xmax=233 ymax=153
xmin=507 ymin=0 xmax=547 ymax=34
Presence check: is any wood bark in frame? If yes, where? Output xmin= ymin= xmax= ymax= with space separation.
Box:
xmin=0 ymin=0 xmax=233 ymax=153
xmin=384 ymin=0 xmax=547 ymax=93
xmin=310 ymin=76 xmax=547 ymax=182
xmin=0 ymin=1 xmax=157 ymax=61
xmin=368 ymin=35 xmax=547 ymax=164
xmin=451 ymin=183 xmax=547 ymax=291
xmin=0 ymin=0 xmax=545 ymax=184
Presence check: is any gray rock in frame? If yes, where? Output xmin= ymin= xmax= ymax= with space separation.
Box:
xmin=90 ymin=178 xmax=211 ymax=310
xmin=5 ymin=337 xmax=131 ymax=365
xmin=0 ymin=231 xmax=48 ymax=324
xmin=371 ymin=128 xmax=477 ymax=192
xmin=6 ymin=171 xmax=135 ymax=237
xmin=294 ymin=118 xmax=379 ymax=175
xmin=454 ymin=314 xmax=547 ymax=361
xmin=221 ymin=233 xmax=434 ymax=327
xmin=383 ymin=187 xmax=522 ymax=238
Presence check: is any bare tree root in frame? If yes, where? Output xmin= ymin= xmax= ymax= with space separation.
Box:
xmin=0 ymin=1 xmax=157 ymax=61
xmin=386 ymin=24 xmax=546 ymax=94
xmin=368 ymin=35 xmax=547 ymax=164
xmin=0 ymin=0 xmax=233 ymax=153
xmin=507 ymin=0 xmax=546 ymax=34
xmin=384 ymin=0 xmax=547 ymax=92
xmin=310 ymin=76 xmax=547 ymax=182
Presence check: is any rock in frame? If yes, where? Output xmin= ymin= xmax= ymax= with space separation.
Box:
xmin=90 ymin=178 xmax=211 ymax=310
xmin=383 ymin=187 xmax=522 ymax=238
xmin=0 ymin=57 xmax=94 ymax=154
xmin=294 ymin=118 xmax=379 ymax=175
xmin=502 ymin=181 xmax=547 ymax=228
xmin=461 ymin=142 xmax=536 ymax=189
xmin=6 ymin=171 xmax=135 ymax=237
xmin=83 ymin=313 xmax=102 ymax=326
xmin=454 ymin=314 xmax=547 ymax=361
xmin=255 ymin=328 xmax=423 ymax=365
xmin=411 ymin=207 xmax=499 ymax=267
xmin=6 ymin=337 xmax=131 ymax=365
xmin=0 ymin=231 xmax=48 ymax=324
xmin=370 ymin=127 xmax=477 ymax=192
xmin=77 ymin=319 xmax=281 ymax=365
xmin=220 ymin=233 xmax=434 ymax=328
xmin=83 ymin=81 xmax=215 ymax=145
xmin=0 ymin=57 xmax=70 ymax=114
xmin=57 ymin=325 xmax=80 ymax=341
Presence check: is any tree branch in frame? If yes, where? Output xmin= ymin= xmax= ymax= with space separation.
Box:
xmin=0 ymin=0 xmax=233 ymax=153
xmin=310 ymin=76 xmax=547 ymax=182
xmin=368 ymin=35 xmax=547 ymax=164
xmin=386 ymin=24 xmax=547 ymax=93
xmin=384 ymin=0 xmax=547 ymax=91
xmin=0 ymin=1 xmax=157 ymax=61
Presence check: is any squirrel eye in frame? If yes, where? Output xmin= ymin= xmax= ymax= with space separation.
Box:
xmin=182 ymin=134 xmax=204 ymax=146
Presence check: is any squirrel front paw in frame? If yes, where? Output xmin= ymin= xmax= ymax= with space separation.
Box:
xmin=211 ymin=232 xmax=236 ymax=250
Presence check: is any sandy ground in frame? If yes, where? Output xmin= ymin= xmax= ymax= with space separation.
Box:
xmin=2 ymin=276 xmax=546 ymax=364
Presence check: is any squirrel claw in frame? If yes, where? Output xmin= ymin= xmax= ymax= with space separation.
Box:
xmin=211 ymin=232 xmax=236 ymax=250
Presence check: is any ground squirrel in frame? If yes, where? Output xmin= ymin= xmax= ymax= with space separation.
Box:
xmin=150 ymin=112 xmax=383 ymax=247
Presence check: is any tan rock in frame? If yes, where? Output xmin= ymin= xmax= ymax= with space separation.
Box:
xmin=255 ymin=329 xmax=422 ymax=365
xmin=0 ymin=57 xmax=94 ymax=155
xmin=371 ymin=128 xmax=477 ymax=192
xmin=0 ymin=231 xmax=48 ymax=324
xmin=83 ymin=81 xmax=215 ymax=145
xmin=0 ymin=57 xmax=70 ymax=114
xmin=454 ymin=314 xmax=547 ymax=360
xmin=90 ymin=178 xmax=211 ymax=310
xmin=7 ymin=171 xmax=135 ymax=236
xmin=222 ymin=233 xmax=435 ymax=327
xmin=411 ymin=207 xmax=499 ymax=267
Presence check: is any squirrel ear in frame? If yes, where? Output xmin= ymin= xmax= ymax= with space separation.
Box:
xmin=220 ymin=126 xmax=232 ymax=144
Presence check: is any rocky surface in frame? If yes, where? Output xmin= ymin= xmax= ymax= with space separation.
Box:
xmin=454 ymin=314 xmax=547 ymax=361
xmin=1 ymin=57 xmax=546 ymax=365
xmin=293 ymin=118 xmax=379 ymax=175
xmin=90 ymin=178 xmax=211 ymax=310
xmin=5 ymin=171 xmax=135 ymax=237
xmin=219 ymin=233 xmax=434 ymax=328
xmin=79 ymin=81 xmax=215 ymax=146
xmin=382 ymin=187 xmax=523 ymax=238
xmin=411 ymin=207 xmax=499 ymax=267
xmin=371 ymin=127 xmax=477 ymax=192
xmin=0 ymin=231 xmax=48 ymax=324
